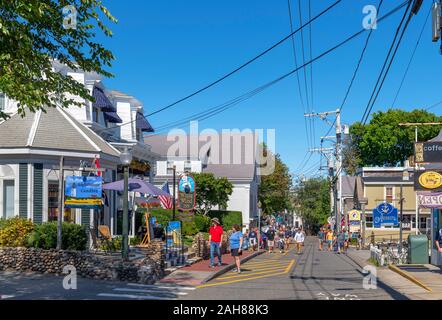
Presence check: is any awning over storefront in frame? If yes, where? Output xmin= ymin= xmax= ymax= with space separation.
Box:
xmin=103 ymin=111 xmax=123 ymax=124
xmin=136 ymin=112 xmax=154 ymax=132
xmin=92 ymin=86 xmax=115 ymax=112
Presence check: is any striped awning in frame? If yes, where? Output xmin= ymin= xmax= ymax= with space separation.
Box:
xmin=104 ymin=111 xmax=123 ymax=124
xmin=136 ymin=112 xmax=154 ymax=132
xmin=92 ymin=86 xmax=115 ymax=112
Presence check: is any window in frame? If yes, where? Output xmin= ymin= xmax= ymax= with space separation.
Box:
xmin=366 ymin=216 xmax=373 ymax=228
xmin=47 ymin=181 xmax=75 ymax=223
xmin=0 ymin=93 xmax=5 ymax=111
xmin=385 ymin=186 xmax=393 ymax=203
xmin=92 ymin=107 xmax=99 ymax=123
xmin=419 ymin=217 xmax=427 ymax=230
xmin=3 ymin=180 xmax=15 ymax=218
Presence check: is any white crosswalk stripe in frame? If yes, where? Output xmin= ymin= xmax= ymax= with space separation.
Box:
xmin=97 ymin=283 xmax=194 ymax=300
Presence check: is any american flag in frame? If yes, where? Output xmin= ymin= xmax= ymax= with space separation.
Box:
xmin=159 ymin=182 xmax=173 ymax=209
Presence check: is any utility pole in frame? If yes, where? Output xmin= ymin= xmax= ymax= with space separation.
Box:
xmin=305 ymin=109 xmax=344 ymax=233
xmin=57 ymin=156 xmax=64 ymax=250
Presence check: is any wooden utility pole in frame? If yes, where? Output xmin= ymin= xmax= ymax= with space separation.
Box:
xmin=57 ymin=156 xmax=64 ymax=250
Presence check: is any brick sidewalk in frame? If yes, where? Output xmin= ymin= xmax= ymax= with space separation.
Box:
xmin=158 ymin=250 xmax=262 ymax=286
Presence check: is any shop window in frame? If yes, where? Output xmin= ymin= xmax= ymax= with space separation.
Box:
xmin=419 ymin=217 xmax=427 ymax=229
xmin=48 ymin=181 xmax=75 ymax=223
xmin=366 ymin=216 xmax=373 ymax=228
xmin=3 ymin=180 xmax=15 ymax=218
xmin=385 ymin=186 xmax=393 ymax=203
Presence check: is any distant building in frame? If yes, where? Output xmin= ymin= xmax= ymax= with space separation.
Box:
xmin=146 ymin=132 xmax=261 ymax=230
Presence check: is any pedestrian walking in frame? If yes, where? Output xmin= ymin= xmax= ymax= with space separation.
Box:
xmin=249 ymin=228 xmax=258 ymax=251
xmin=277 ymin=226 xmax=285 ymax=253
xmin=208 ymin=218 xmax=223 ymax=268
xmin=230 ymin=224 xmax=244 ymax=273
xmin=326 ymin=229 xmax=334 ymax=251
xmin=336 ymin=230 xmax=345 ymax=254
xmin=318 ymin=227 xmax=325 ymax=251
xmin=242 ymin=229 xmax=250 ymax=251
xmin=357 ymin=233 xmax=362 ymax=250
xmin=343 ymin=228 xmax=349 ymax=254
xmin=284 ymin=226 xmax=292 ymax=251
xmin=266 ymin=225 xmax=276 ymax=254
xmin=294 ymin=228 xmax=305 ymax=254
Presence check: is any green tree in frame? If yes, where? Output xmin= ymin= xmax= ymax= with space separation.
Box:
xmin=258 ymin=147 xmax=293 ymax=216
xmin=344 ymin=109 xmax=442 ymax=169
xmin=0 ymin=0 xmax=117 ymax=120
xmin=294 ymin=178 xmax=330 ymax=234
xmin=193 ymin=173 xmax=233 ymax=216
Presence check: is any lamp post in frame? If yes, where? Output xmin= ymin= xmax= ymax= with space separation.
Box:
xmin=257 ymin=201 xmax=262 ymax=253
xmin=120 ymin=147 xmax=132 ymax=261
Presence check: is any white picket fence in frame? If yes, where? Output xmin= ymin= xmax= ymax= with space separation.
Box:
xmin=370 ymin=245 xmax=385 ymax=266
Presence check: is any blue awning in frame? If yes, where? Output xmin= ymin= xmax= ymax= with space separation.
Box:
xmin=104 ymin=111 xmax=123 ymax=124
xmin=136 ymin=112 xmax=154 ymax=132
xmin=92 ymin=86 xmax=115 ymax=112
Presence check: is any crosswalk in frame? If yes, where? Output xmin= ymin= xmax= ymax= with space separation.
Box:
xmin=97 ymin=283 xmax=196 ymax=300
xmin=197 ymin=252 xmax=296 ymax=288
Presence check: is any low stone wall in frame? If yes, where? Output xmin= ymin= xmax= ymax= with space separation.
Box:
xmin=191 ymin=232 xmax=231 ymax=260
xmin=0 ymin=241 xmax=165 ymax=284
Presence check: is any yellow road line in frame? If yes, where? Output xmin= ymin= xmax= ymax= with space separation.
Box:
xmin=240 ymin=264 xmax=293 ymax=273
xmin=242 ymin=261 xmax=289 ymax=267
xmin=216 ymin=268 xmax=287 ymax=280
xmin=196 ymin=259 xmax=296 ymax=289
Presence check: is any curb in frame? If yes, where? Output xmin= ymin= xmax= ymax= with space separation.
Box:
xmin=201 ymin=250 xmax=265 ymax=284
xmin=388 ymin=264 xmax=432 ymax=292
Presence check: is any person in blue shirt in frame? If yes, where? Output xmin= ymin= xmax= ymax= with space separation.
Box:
xmin=229 ymin=224 xmax=244 ymax=273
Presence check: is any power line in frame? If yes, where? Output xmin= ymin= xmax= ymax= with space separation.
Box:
xmin=426 ymin=99 xmax=442 ymax=111
xmin=361 ymin=0 xmax=414 ymax=125
xmin=96 ymin=0 xmax=343 ymax=134
xmin=391 ymin=6 xmax=432 ymax=108
xmin=143 ymin=1 xmax=410 ymax=139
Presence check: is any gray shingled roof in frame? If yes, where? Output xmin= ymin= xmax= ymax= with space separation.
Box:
xmin=146 ymin=133 xmax=259 ymax=180
xmin=0 ymin=107 xmax=120 ymax=158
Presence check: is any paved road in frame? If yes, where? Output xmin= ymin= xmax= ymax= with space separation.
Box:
xmin=0 ymin=237 xmax=408 ymax=300
xmin=182 ymin=236 xmax=408 ymax=300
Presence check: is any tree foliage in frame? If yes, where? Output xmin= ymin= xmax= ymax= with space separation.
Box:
xmin=258 ymin=147 xmax=293 ymax=216
xmin=0 ymin=0 xmax=117 ymax=120
xmin=193 ymin=173 xmax=233 ymax=216
xmin=344 ymin=109 xmax=442 ymax=170
xmin=293 ymin=178 xmax=330 ymax=234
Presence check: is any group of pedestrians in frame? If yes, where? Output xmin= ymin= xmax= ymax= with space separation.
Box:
xmin=317 ymin=227 xmax=353 ymax=254
xmin=262 ymin=224 xmax=305 ymax=255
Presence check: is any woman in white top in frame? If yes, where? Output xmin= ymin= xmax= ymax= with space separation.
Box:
xmin=294 ymin=228 xmax=305 ymax=254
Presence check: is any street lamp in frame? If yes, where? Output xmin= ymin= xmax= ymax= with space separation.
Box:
xmin=120 ymin=147 xmax=132 ymax=261
xmin=257 ymin=201 xmax=262 ymax=253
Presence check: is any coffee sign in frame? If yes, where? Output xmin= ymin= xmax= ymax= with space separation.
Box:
xmin=415 ymin=170 xmax=442 ymax=192
xmin=415 ymin=142 xmax=442 ymax=163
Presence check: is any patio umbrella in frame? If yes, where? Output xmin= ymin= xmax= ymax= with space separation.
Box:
xmin=102 ymin=178 xmax=171 ymax=197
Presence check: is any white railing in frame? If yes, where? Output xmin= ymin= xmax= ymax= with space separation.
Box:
xmin=370 ymin=245 xmax=385 ymax=266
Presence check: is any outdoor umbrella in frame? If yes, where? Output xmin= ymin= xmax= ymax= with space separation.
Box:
xmin=102 ymin=178 xmax=171 ymax=197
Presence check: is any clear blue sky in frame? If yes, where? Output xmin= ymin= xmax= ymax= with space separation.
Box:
xmin=96 ymin=0 xmax=442 ymax=176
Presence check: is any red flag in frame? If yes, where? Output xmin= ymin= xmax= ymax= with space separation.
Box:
xmin=94 ymin=156 xmax=101 ymax=177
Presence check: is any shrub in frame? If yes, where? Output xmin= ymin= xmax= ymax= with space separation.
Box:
xmin=0 ymin=217 xmax=35 ymax=247
xmin=130 ymin=236 xmax=142 ymax=246
xmin=27 ymin=222 xmax=87 ymax=251
xmin=194 ymin=214 xmax=211 ymax=233
xmin=182 ymin=221 xmax=199 ymax=236
xmin=150 ymin=208 xmax=173 ymax=227
xmin=208 ymin=210 xmax=242 ymax=231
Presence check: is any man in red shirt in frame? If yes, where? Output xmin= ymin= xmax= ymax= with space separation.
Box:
xmin=209 ymin=218 xmax=223 ymax=268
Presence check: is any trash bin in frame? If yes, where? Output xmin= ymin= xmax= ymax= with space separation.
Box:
xmin=408 ymin=235 xmax=429 ymax=264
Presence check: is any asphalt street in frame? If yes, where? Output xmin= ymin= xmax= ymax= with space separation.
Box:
xmin=0 ymin=237 xmax=408 ymax=300
xmin=183 ymin=236 xmax=408 ymax=300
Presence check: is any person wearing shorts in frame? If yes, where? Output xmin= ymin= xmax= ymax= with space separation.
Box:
xmin=294 ymin=228 xmax=305 ymax=254
xmin=326 ymin=229 xmax=334 ymax=251
xmin=249 ymin=228 xmax=258 ymax=251
xmin=318 ymin=227 xmax=324 ymax=251
xmin=229 ymin=224 xmax=244 ymax=273
xmin=285 ymin=227 xmax=292 ymax=251
xmin=266 ymin=226 xmax=276 ymax=254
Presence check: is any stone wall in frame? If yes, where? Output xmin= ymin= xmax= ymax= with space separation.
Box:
xmin=0 ymin=241 xmax=165 ymax=284
xmin=191 ymin=232 xmax=231 ymax=260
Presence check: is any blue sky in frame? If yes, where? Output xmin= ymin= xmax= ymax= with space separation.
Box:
xmin=95 ymin=0 xmax=442 ymax=176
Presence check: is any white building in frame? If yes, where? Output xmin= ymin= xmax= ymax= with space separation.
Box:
xmin=146 ymin=132 xmax=261 ymax=230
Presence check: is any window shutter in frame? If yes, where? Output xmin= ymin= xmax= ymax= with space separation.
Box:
xmin=19 ymin=164 xmax=28 ymax=218
xmin=33 ymin=164 xmax=43 ymax=224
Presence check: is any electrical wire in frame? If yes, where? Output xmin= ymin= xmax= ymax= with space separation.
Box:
xmin=361 ymin=0 xmax=414 ymax=125
xmin=391 ymin=6 xmax=432 ymax=108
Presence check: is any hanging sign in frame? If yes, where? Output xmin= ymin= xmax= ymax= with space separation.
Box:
xmin=417 ymin=191 xmax=442 ymax=208
xmin=414 ymin=170 xmax=442 ymax=191
xmin=348 ymin=210 xmax=361 ymax=233
xmin=373 ymin=203 xmax=398 ymax=228
xmin=415 ymin=142 xmax=442 ymax=163
xmin=65 ymin=176 xmax=102 ymax=209
xmin=177 ymin=174 xmax=196 ymax=211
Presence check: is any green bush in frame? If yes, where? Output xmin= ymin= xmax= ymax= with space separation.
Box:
xmin=208 ymin=210 xmax=242 ymax=231
xmin=150 ymin=208 xmax=173 ymax=227
xmin=0 ymin=217 xmax=35 ymax=247
xmin=27 ymin=222 xmax=87 ymax=251
xmin=182 ymin=221 xmax=199 ymax=236
xmin=130 ymin=236 xmax=142 ymax=246
xmin=194 ymin=214 xmax=211 ymax=233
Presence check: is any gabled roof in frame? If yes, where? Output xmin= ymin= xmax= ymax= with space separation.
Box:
xmin=0 ymin=107 xmax=120 ymax=158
